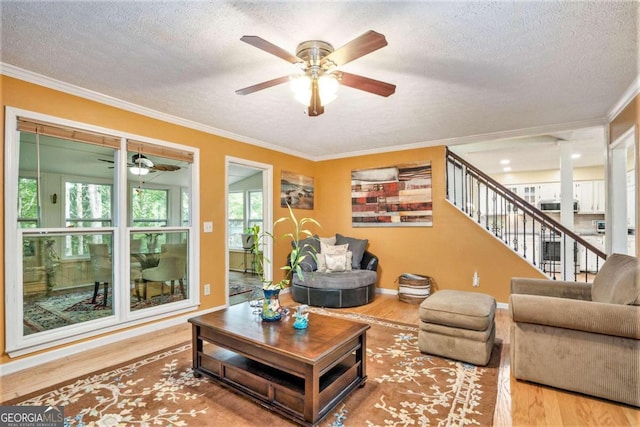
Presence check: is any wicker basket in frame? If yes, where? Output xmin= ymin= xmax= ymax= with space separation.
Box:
xmin=398 ymin=274 xmax=431 ymax=304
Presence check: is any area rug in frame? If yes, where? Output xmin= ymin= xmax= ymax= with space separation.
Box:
xmin=10 ymin=310 xmax=500 ymax=426
xmin=23 ymin=291 xmax=185 ymax=335
xmin=229 ymin=272 xmax=261 ymax=296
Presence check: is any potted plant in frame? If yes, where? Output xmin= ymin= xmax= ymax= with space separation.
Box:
xmin=247 ymin=204 xmax=320 ymax=321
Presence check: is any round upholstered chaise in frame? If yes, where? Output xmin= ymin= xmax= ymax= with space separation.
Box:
xmin=291 ymin=250 xmax=378 ymax=308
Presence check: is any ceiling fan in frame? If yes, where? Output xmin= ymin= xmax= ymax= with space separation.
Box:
xmin=236 ymin=30 xmax=396 ymax=116
xmin=99 ymin=154 xmax=181 ymax=175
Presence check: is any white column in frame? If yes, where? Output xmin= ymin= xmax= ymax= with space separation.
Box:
xmin=559 ymin=141 xmax=575 ymax=280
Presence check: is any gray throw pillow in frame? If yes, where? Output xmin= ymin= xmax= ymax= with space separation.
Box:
xmin=335 ymin=233 xmax=368 ymax=270
xmin=291 ymin=235 xmax=321 ymax=272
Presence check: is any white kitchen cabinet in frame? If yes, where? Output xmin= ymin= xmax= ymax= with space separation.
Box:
xmin=537 ymin=183 xmax=560 ymax=202
xmin=574 ymin=180 xmax=605 ymax=213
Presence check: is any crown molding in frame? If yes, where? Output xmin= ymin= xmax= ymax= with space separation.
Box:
xmin=1 ymin=62 xmax=620 ymax=163
xmin=315 ymin=117 xmax=607 ymax=161
xmin=607 ymin=74 xmax=640 ymax=122
xmin=0 ymin=63 xmax=314 ymax=161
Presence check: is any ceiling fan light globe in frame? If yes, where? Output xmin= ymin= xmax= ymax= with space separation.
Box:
xmin=290 ymin=74 xmax=312 ymax=105
xmin=318 ymin=74 xmax=339 ymax=105
xmin=129 ymin=166 xmax=149 ymax=176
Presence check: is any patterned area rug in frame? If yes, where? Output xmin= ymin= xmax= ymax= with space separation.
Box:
xmin=23 ymin=290 xmax=184 ymax=335
xmin=229 ymin=272 xmax=261 ymax=296
xmin=11 ymin=309 xmax=500 ymax=426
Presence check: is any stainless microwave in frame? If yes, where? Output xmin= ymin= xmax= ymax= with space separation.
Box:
xmin=595 ymin=220 xmax=605 ymax=234
xmin=538 ymin=200 xmax=579 ymax=212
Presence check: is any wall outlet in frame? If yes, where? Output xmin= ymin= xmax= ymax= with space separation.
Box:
xmin=472 ymin=272 xmax=480 ymax=287
xmin=203 ymin=283 xmax=211 ymax=295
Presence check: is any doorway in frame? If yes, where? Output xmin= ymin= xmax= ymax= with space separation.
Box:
xmin=609 ymin=126 xmax=637 ymax=255
xmin=225 ymin=157 xmax=273 ymax=305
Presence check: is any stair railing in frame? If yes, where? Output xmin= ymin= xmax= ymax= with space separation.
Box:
xmin=446 ymin=148 xmax=606 ymax=281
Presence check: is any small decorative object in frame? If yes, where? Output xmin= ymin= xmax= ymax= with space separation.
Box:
xmin=261 ymin=288 xmax=282 ymax=321
xmin=293 ymin=304 xmax=309 ymax=329
xmin=247 ymin=203 xmax=320 ymax=322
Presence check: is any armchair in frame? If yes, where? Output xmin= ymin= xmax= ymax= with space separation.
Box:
xmin=142 ymin=243 xmax=187 ymax=299
xmin=509 ymin=253 xmax=640 ymax=407
xmin=88 ymin=243 xmax=112 ymax=306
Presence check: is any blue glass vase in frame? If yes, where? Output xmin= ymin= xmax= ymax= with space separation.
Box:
xmin=261 ymin=288 xmax=282 ymax=321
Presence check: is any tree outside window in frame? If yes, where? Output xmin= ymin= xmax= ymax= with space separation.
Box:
xmin=65 ymin=181 xmax=113 ymax=257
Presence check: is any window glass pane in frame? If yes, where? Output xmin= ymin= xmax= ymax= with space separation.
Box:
xmin=18 ymin=177 xmax=38 ymax=227
xmin=182 ymin=189 xmax=190 ymax=226
xmin=132 ymin=188 xmax=168 ymax=227
xmin=228 ymin=192 xmax=244 ymax=248
xmin=132 ymin=231 xmax=189 ymax=311
xmin=22 ymin=233 xmax=114 ymax=336
xmin=249 ymin=191 xmax=263 ymax=220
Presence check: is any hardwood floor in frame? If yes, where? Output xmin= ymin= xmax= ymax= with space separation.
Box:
xmin=2 ymin=294 xmax=638 ymax=426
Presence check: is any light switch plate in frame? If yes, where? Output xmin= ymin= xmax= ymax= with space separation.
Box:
xmin=203 ymin=221 xmax=213 ymax=233
xmin=203 ymin=284 xmax=211 ymax=295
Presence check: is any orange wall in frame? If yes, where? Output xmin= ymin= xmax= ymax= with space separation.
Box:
xmin=315 ymin=147 xmax=544 ymax=302
xmin=0 ymin=76 xmax=317 ymax=364
xmin=1 ymin=76 xmax=546 ymax=366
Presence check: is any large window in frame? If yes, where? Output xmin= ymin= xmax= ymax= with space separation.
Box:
xmin=5 ymin=108 xmax=198 ymax=356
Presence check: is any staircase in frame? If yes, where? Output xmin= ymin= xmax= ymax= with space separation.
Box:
xmin=446 ymin=148 xmax=606 ymax=281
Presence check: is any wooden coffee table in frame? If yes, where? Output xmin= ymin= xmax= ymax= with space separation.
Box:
xmin=189 ymin=303 xmax=369 ymax=426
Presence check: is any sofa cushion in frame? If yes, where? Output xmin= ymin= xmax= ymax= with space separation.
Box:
xmin=292 ymin=270 xmax=377 ymax=289
xmin=591 ymin=253 xmax=640 ymax=305
xmin=335 ymin=233 xmax=368 ymax=269
xmin=291 ymin=235 xmax=321 ymax=272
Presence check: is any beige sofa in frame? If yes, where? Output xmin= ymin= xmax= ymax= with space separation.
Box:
xmin=509 ymin=253 xmax=640 ymax=407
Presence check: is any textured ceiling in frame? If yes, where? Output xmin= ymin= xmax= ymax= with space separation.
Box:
xmin=1 ymin=1 xmax=638 ymax=164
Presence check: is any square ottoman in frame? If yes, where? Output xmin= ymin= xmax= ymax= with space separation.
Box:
xmin=418 ymin=289 xmax=496 ymax=366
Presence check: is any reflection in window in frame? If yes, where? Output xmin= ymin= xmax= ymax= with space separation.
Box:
xmin=23 ymin=233 xmax=114 ymax=336
xmin=132 ymin=231 xmax=189 ymax=311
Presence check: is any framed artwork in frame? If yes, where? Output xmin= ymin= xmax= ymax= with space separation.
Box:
xmin=281 ymin=171 xmax=314 ymax=209
xmin=351 ymin=162 xmax=432 ymax=227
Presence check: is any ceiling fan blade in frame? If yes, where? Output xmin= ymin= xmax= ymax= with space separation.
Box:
xmin=321 ymin=30 xmax=388 ymax=68
xmin=236 ymin=75 xmax=291 ymax=95
xmin=338 ymin=71 xmax=396 ymax=97
xmin=240 ymin=35 xmax=301 ymax=64
xmin=152 ymin=164 xmax=181 ymax=172
xmin=98 ymin=158 xmax=115 ymax=164
xmin=308 ymin=78 xmax=324 ymax=117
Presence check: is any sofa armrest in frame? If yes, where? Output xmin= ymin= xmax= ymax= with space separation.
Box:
xmin=361 ymin=251 xmax=378 ymax=271
xmin=511 ymin=277 xmax=591 ymax=300
xmin=510 ymin=294 xmax=640 ymax=339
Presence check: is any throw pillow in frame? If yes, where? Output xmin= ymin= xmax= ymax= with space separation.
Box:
xmin=325 ymin=253 xmax=348 ymax=272
xmin=291 ymin=235 xmax=321 ymax=272
xmin=335 ymin=233 xmax=368 ymax=269
xmin=319 ymin=235 xmax=337 ymax=246
xmin=316 ymin=250 xmax=353 ymax=273
xmin=320 ymin=241 xmax=349 ymax=255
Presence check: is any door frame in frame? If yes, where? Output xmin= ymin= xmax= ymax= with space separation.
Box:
xmin=607 ymin=125 xmax=637 ymax=255
xmin=225 ymin=156 xmax=273 ymax=305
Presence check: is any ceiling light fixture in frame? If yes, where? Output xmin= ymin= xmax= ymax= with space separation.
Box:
xmin=571 ymin=153 xmax=581 ymax=159
xmin=500 ymin=159 xmax=511 ymax=165
xmin=503 ymin=166 xmax=512 ymax=172
xmin=129 ymin=153 xmax=153 ymax=176
xmin=290 ymin=73 xmax=339 ymax=106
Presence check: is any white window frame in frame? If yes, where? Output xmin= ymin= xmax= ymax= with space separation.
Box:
xmin=4 ymin=107 xmax=200 ymax=356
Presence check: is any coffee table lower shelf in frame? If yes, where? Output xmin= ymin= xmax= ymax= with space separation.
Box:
xmin=194 ymin=343 xmax=365 ymax=426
